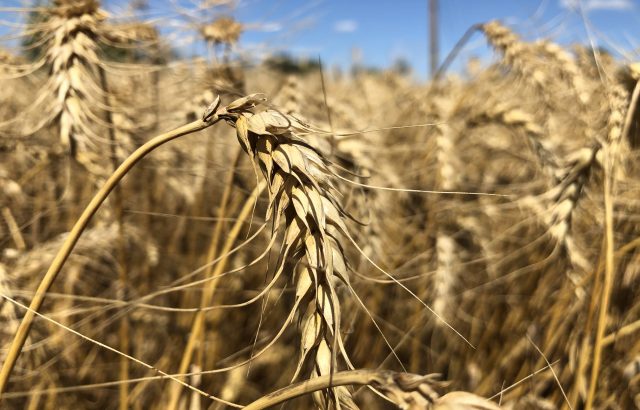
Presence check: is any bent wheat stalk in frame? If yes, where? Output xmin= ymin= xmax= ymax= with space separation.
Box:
xmin=0 ymin=103 xmax=222 ymax=396
xmin=244 ymin=370 xmax=500 ymax=410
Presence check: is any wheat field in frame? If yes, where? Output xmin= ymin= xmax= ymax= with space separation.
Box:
xmin=0 ymin=1 xmax=639 ymax=409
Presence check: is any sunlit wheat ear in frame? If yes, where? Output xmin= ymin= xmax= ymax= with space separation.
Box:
xmin=201 ymin=16 xmax=243 ymax=62
xmin=548 ymin=79 xmax=628 ymax=266
xmin=429 ymin=97 xmax=462 ymax=323
xmin=543 ymin=146 xmax=594 ymax=272
xmin=481 ymin=20 xmax=589 ymax=106
xmin=201 ymin=16 xmax=243 ymax=47
xmin=434 ymin=120 xmax=461 ymax=192
xmin=45 ymin=0 xmax=121 ymax=176
xmin=214 ymin=93 xmax=359 ymax=409
xmin=0 ymin=263 xmax=46 ymax=380
xmin=481 ymin=21 xmax=548 ymax=91
xmin=532 ymin=39 xmax=590 ymax=105
xmin=431 ymin=232 xmax=457 ymax=324
xmin=469 ymin=103 xmax=561 ymax=178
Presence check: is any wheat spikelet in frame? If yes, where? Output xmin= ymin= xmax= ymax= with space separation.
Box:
xmin=545 ymin=148 xmax=594 ymax=272
xmin=432 ymin=98 xmax=463 ymax=191
xmin=429 ymin=95 xmax=463 ymax=323
xmin=201 ymin=16 xmax=243 ymax=48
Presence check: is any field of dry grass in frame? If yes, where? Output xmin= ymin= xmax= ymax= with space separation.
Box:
xmin=1 ymin=1 xmax=640 ymax=409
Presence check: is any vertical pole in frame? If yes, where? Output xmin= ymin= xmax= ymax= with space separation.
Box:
xmin=429 ymin=0 xmax=439 ymax=77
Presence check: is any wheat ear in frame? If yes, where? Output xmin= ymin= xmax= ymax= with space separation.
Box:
xmin=212 ymin=93 xmax=358 ymax=409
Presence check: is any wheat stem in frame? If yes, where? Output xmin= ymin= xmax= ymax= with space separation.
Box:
xmin=0 ymin=118 xmax=216 ymax=397
xmin=167 ymin=178 xmax=265 ymax=410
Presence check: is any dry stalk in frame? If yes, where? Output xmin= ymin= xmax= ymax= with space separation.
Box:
xmin=2 ymin=207 xmax=26 ymax=252
xmin=0 ymin=264 xmax=18 ymax=364
xmin=243 ymin=369 xmax=500 ymax=410
xmin=0 ymin=116 xmax=217 ymax=397
xmin=201 ymin=16 xmax=243 ymax=48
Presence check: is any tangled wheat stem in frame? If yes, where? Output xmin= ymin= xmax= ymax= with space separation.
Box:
xmin=0 ymin=118 xmax=218 ymax=397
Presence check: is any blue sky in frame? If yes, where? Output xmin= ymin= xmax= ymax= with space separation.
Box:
xmin=230 ymin=0 xmax=640 ymax=77
xmin=236 ymin=0 xmax=640 ymax=76
xmin=3 ymin=0 xmax=640 ymax=78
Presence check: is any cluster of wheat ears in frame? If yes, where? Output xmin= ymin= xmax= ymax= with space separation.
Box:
xmin=1 ymin=0 xmax=640 ymax=409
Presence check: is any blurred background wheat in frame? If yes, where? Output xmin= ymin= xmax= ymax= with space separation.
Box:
xmin=1 ymin=0 xmax=640 ymax=409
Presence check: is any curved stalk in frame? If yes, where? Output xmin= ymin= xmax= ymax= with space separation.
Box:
xmin=0 ymin=118 xmax=217 ymax=396
xmin=243 ymin=370 xmax=385 ymax=410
